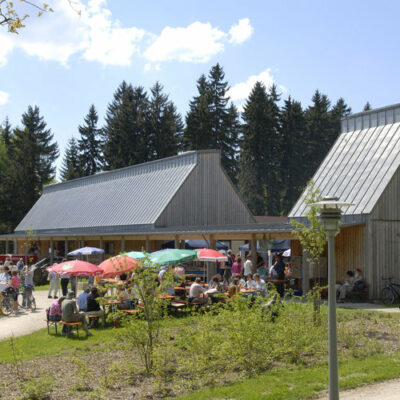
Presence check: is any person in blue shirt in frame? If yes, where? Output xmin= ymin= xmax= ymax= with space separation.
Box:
xmin=77 ymin=287 xmax=90 ymax=312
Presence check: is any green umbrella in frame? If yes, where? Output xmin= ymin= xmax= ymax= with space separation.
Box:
xmin=124 ymin=251 xmax=146 ymax=260
xmin=150 ymin=249 xmax=197 ymax=267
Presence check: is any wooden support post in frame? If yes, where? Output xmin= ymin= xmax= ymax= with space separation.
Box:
xmin=100 ymin=237 xmax=104 ymax=260
xmin=5 ymin=240 xmax=8 ymax=254
xmin=210 ymin=235 xmax=216 ymax=249
xmin=64 ymin=238 xmax=68 ymax=258
xmin=250 ymin=234 xmax=257 ymax=273
xmin=146 ymin=236 xmax=150 ymax=252
xmin=13 ymin=238 xmax=17 ymax=254
xmin=121 ymin=237 xmax=125 ymax=253
xmin=174 ymin=235 xmax=180 ymax=249
xmin=50 ymin=239 xmax=54 ymax=265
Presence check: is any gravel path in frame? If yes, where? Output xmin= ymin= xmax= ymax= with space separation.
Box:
xmin=317 ymin=378 xmax=400 ymax=399
xmin=0 ymin=290 xmax=55 ymax=341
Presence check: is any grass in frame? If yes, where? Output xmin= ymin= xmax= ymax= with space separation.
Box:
xmin=34 ymin=283 xmax=50 ymax=291
xmin=0 ymin=326 xmax=124 ymax=363
xmin=175 ymin=352 xmax=400 ymax=400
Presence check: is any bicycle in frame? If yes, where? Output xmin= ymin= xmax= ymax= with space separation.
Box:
xmin=18 ymin=285 xmax=36 ymax=311
xmin=380 ymin=278 xmax=400 ymax=305
xmin=0 ymin=287 xmax=15 ymax=316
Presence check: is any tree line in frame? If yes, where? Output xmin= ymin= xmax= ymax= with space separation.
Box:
xmin=0 ymin=63 xmax=360 ymax=234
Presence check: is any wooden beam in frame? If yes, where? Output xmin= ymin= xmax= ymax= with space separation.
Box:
xmin=250 ymin=234 xmax=257 ymax=273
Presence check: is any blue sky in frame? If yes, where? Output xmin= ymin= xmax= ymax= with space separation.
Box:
xmin=0 ymin=0 xmax=399 ymax=177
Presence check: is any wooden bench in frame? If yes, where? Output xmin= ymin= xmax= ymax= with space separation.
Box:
xmin=61 ymin=321 xmax=83 ymax=337
xmin=44 ymin=318 xmax=63 ymax=335
xmin=347 ymin=285 xmax=369 ymax=302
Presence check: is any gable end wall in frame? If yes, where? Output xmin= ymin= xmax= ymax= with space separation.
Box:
xmin=155 ymin=152 xmax=254 ymax=227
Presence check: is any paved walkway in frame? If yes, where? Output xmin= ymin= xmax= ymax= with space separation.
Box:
xmin=337 ymin=301 xmax=399 ymax=313
xmin=0 ymin=290 xmax=55 ymax=341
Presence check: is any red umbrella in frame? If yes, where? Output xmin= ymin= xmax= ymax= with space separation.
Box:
xmin=195 ymin=248 xmax=228 ymax=262
xmin=98 ymin=256 xmax=139 ymax=277
xmin=47 ymin=260 xmax=102 ymax=277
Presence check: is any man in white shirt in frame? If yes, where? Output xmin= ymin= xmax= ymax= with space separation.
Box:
xmin=253 ymin=273 xmax=267 ymax=295
xmin=243 ymin=254 xmax=253 ymax=276
xmin=189 ymin=278 xmax=207 ymax=304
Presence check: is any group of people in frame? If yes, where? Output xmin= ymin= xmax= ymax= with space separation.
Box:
xmin=0 ymin=258 xmax=35 ymax=313
xmin=48 ymin=286 xmax=106 ymax=337
xmin=336 ymin=268 xmax=365 ymax=302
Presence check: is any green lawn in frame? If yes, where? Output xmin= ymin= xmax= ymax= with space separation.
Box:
xmin=175 ymin=352 xmax=400 ymax=400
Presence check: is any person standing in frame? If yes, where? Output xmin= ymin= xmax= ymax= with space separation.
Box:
xmin=48 ymin=270 xmax=59 ymax=299
xmin=60 ymin=274 xmax=70 ymax=297
xmin=271 ymin=253 xmax=286 ymax=297
xmin=11 ymin=270 xmax=20 ymax=312
xmin=231 ymin=256 xmax=243 ymax=278
xmin=243 ymin=254 xmax=253 ymax=277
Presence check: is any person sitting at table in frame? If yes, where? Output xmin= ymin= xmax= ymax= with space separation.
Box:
xmin=208 ymin=275 xmax=223 ymax=291
xmin=228 ymin=279 xmax=240 ymax=299
xmin=62 ymin=291 xmax=93 ymax=337
xmin=336 ymin=270 xmax=357 ymax=302
xmin=48 ymin=296 xmax=65 ymax=322
xmin=253 ymin=273 xmax=267 ymax=295
xmin=245 ymin=274 xmax=256 ymax=289
xmin=86 ymin=286 xmax=106 ymax=328
xmin=257 ymin=262 xmax=269 ymax=281
xmin=77 ymin=287 xmax=90 ymax=312
xmin=116 ymin=283 xmax=132 ymax=309
xmin=188 ymin=278 xmax=208 ymax=304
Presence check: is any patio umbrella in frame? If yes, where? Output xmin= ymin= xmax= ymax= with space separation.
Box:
xmin=283 ymin=249 xmax=291 ymax=258
xmin=196 ymin=248 xmax=228 ymax=262
xmin=150 ymin=249 xmax=197 ymax=267
xmin=47 ymin=260 xmax=103 ymax=277
xmin=99 ymin=256 xmax=139 ymax=277
xmin=67 ymin=246 xmax=104 ymax=256
xmin=124 ymin=251 xmax=146 ymax=260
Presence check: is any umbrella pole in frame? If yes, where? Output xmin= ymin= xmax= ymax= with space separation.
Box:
xmin=76 ymin=276 xmax=78 ymax=298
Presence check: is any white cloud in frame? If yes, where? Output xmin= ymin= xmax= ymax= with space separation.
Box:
xmin=229 ymin=18 xmax=253 ymax=44
xmin=144 ymin=62 xmax=161 ymax=72
xmin=0 ymin=4 xmax=252 ymax=68
xmin=144 ymin=22 xmax=227 ymax=63
xmin=0 ymin=90 xmax=9 ymax=106
xmin=228 ymin=68 xmax=277 ymax=102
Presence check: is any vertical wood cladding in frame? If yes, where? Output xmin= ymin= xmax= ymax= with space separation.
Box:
xmin=156 ymin=152 xmax=254 ymax=227
xmin=334 ymin=225 xmax=364 ymax=283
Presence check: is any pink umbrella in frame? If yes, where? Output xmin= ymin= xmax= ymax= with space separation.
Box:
xmin=195 ymin=248 xmax=228 ymax=262
xmin=47 ymin=260 xmax=102 ymax=277
xmin=98 ymin=256 xmax=139 ymax=277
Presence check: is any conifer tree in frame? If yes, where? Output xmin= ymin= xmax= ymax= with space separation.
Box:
xmin=11 ymin=106 xmax=59 ymax=225
xmin=304 ymin=90 xmax=331 ymax=179
xmin=363 ymin=102 xmax=372 ymax=111
xmin=238 ymin=82 xmax=272 ymax=215
xmin=103 ymin=81 xmax=149 ymax=170
xmin=280 ymin=97 xmax=306 ymax=214
xmin=78 ymin=105 xmax=103 ymax=176
xmin=1 ymin=117 xmax=12 ymax=148
xmin=330 ymin=97 xmax=351 ymax=140
xmin=148 ymin=82 xmax=183 ymax=160
xmin=60 ymin=137 xmax=81 ymax=181
xmin=184 ymin=64 xmax=240 ymax=182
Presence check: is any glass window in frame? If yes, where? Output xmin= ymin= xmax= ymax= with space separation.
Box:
xmin=355 ymin=116 xmax=362 ymax=130
xmin=386 ymin=109 xmax=394 ymax=124
xmin=362 ymin=114 xmax=370 ymax=129
xmin=378 ymin=111 xmax=386 ymax=126
xmin=371 ymin=112 xmax=378 ymax=127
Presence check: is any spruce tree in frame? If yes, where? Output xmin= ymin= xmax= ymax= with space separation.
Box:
xmin=183 ymin=74 xmax=213 ymax=150
xmin=280 ymin=97 xmax=306 ymax=214
xmin=103 ymin=81 xmax=150 ymax=170
xmin=330 ymin=97 xmax=351 ymax=139
xmin=148 ymin=82 xmax=183 ymax=160
xmin=363 ymin=102 xmax=372 ymax=111
xmin=238 ymin=82 xmax=272 ymax=215
xmin=78 ymin=105 xmax=103 ymax=176
xmin=1 ymin=117 xmax=12 ymax=148
xmin=304 ymin=90 xmax=331 ymax=179
xmin=184 ymin=64 xmax=240 ymax=182
xmin=60 ymin=137 xmax=81 ymax=181
xmin=11 ymin=106 xmax=59 ymax=225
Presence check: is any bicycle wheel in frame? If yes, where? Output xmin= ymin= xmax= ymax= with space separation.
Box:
xmin=29 ymin=296 xmax=36 ymax=311
xmin=18 ymin=292 xmax=27 ymax=309
xmin=1 ymin=297 xmax=13 ymax=315
xmin=381 ymin=286 xmax=395 ymax=305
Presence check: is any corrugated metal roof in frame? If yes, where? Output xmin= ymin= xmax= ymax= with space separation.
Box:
xmin=15 ymin=152 xmax=198 ymax=233
xmin=289 ymin=104 xmax=400 ymax=217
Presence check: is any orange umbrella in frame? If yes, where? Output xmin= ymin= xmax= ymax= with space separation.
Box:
xmin=99 ymin=256 xmax=139 ymax=277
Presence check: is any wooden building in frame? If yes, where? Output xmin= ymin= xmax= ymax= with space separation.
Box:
xmin=290 ymin=103 xmax=400 ymax=298
xmin=0 ymin=150 xmax=292 ymax=271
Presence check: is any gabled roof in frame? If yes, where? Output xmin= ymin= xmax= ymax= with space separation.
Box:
xmin=15 ymin=151 xmax=198 ymax=234
xmin=289 ymin=103 xmax=400 ymax=218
